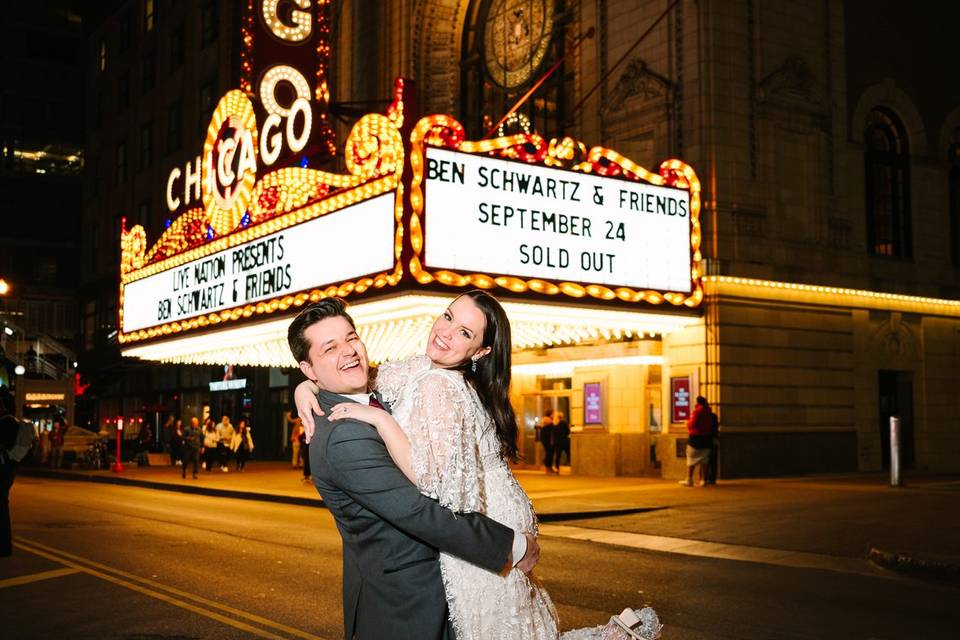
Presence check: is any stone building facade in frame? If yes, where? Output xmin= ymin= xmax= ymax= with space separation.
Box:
xmin=82 ymin=0 xmax=960 ymax=476
xmin=326 ymin=0 xmax=960 ymax=476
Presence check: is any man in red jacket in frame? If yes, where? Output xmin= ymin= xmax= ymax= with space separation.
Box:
xmin=681 ymin=396 xmax=716 ymax=487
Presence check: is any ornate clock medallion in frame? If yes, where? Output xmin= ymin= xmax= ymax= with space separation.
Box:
xmin=483 ymin=0 xmax=552 ymax=89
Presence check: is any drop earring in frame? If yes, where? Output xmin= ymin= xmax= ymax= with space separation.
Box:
xmin=470 ymin=359 xmax=477 ymax=372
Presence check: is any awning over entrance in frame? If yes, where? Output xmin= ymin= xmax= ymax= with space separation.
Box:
xmin=120 ymin=293 xmax=700 ymax=367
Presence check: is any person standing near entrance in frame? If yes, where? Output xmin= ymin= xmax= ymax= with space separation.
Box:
xmin=49 ymin=420 xmax=64 ymax=469
xmin=232 ymin=418 xmax=254 ymax=471
xmin=290 ymin=416 xmax=304 ymax=468
xmin=1 ymin=387 xmax=35 ymax=557
xmin=201 ymin=418 xmax=218 ymax=472
xmin=681 ymin=396 xmax=715 ymax=487
xmin=216 ymin=415 xmax=235 ymax=472
xmin=539 ymin=410 xmax=556 ymax=473
xmin=553 ymin=411 xmax=570 ymax=472
xmin=181 ymin=416 xmax=201 ymax=479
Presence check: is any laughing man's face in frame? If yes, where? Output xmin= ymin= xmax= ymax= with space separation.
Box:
xmin=298 ymin=316 xmax=369 ymax=395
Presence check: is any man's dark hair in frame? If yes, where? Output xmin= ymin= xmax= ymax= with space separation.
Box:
xmin=287 ymin=298 xmax=355 ymax=363
xmin=696 ymin=395 xmax=708 ymax=407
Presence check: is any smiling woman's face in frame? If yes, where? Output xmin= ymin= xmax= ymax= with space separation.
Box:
xmin=425 ymin=296 xmax=491 ymax=369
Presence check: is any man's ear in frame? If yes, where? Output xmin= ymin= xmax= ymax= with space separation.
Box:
xmin=298 ymin=361 xmax=315 ymax=382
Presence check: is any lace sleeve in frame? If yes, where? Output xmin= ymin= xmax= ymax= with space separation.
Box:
xmin=375 ymin=355 xmax=430 ymax=406
xmin=404 ymin=371 xmax=484 ymax=514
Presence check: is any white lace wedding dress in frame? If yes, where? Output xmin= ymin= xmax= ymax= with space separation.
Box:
xmin=376 ymin=356 xmax=647 ymax=640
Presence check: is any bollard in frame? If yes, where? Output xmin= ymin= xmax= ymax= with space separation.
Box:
xmin=890 ymin=416 xmax=901 ymax=487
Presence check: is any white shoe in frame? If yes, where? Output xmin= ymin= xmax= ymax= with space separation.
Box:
xmin=221 ymin=466 xmax=228 ymax=472
xmin=678 ymin=479 xmax=692 ymax=487
xmin=175 ymin=460 xmax=182 ymax=466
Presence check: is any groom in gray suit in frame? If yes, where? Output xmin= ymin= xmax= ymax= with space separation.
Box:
xmin=288 ymin=299 xmax=538 ymax=640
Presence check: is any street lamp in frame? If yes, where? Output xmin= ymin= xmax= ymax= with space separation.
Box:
xmin=0 ymin=278 xmax=9 ymax=295
xmin=14 ymin=365 xmax=25 ymax=375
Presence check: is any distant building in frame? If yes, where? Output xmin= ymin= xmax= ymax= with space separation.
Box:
xmin=0 ymin=1 xmax=84 ymax=428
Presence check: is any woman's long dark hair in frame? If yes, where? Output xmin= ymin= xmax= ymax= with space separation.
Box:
xmin=456 ymin=290 xmax=519 ymax=462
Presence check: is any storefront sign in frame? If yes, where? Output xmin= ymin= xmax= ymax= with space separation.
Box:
xmin=671 ymin=376 xmax=691 ymax=422
xmin=122 ymin=193 xmax=394 ymax=333
xmin=25 ymin=393 xmax=66 ymax=402
xmin=423 ymin=147 xmax=691 ymax=292
xmin=584 ymin=382 xmax=602 ymax=425
xmin=209 ymin=379 xmax=248 ymax=392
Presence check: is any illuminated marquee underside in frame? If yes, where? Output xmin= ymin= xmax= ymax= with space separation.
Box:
xmin=120 ymin=294 xmax=701 ymax=367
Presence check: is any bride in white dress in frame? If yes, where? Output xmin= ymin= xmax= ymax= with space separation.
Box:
xmin=297 ymin=291 xmax=659 ymax=640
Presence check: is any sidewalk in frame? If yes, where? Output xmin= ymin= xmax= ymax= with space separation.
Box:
xmin=20 ymin=461 xmax=960 ymax=584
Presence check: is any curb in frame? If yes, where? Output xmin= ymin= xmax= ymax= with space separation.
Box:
xmin=19 ymin=468 xmax=660 ymax=522
xmin=868 ymin=547 xmax=960 ymax=586
xmin=19 ymin=468 xmax=325 ymax=508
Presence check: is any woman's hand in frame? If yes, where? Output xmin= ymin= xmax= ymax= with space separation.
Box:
xmin=328 ymin=402 xmax=387 ymax=428
xmin=294 ymin=380 xmax=323 ymax=442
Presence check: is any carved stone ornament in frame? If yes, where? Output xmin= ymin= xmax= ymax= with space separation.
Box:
xmin=757 ymin=55 xmax=828 ymax=108
xmin=870 ymin=312 xmax=918 ymax=359
xmin=603 ymin=57 xmax=673 ymax=115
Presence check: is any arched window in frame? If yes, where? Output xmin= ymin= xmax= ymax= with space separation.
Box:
xmin=460 ymin=0 xmax=569 ymax=139
xmin=864 ymin=108 xmax=911 ymax=258
xmin=949 ymin=141 xmax=960 ymax=266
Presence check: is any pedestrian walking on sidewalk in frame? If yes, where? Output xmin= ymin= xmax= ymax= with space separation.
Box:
xmin=49 ymin=420 xmax=65 ymax=469
xmin=202 ymin=418 xmax=218 ymax=472
xmin=181 ymin=417 xmax=201 ymax=479
xmin=681 ymin=396 xmax=715 ymax=487
xmin=167 ymin=416 xmax=183 ymax=467
xmin=539 ymin=410 xmax=556 ymax=473
xmin=553 ymin=411 xmax=570 ymax=472
xmin=290 ymin=416 xmax=304 ymax=468
xmin=232 ymin=418 xmax=254 ymax=471
xmin=216 ymin=415 xmax=235 ymax=472
xmin=1 ymin=388 xmax=35 ymax=557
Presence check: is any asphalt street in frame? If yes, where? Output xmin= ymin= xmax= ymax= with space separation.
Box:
xmin=2 ymin=477 xmax=957 ymax=639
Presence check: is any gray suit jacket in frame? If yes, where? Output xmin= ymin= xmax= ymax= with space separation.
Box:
xmin=309 ymin=389 xmax=514 ymax=640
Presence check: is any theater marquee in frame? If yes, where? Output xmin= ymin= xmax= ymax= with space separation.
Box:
xmin=117 ymin=1 xmax=702 ymax=362
xmin=423 ymin=147 xmax=692 ymax=293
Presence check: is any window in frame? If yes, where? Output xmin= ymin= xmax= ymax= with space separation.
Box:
xmin=143 ymin=0 xmax=155 ymax=32
xmin=460 ymin=0 xmax=568 ymax=140
xmin=95 ymin=91 xmax=104 ymax=127
xmin=201 ymin=2 xmax=219 ymax=48
xmin=113 ymin=215 xmax=124 ymax=262
xmin=864 ymin=108 xmax=911 ymax=258
xmin=117 ymin=71 xmax=130 ymax=111
xmin=141 ymin=51 xmax=156 ymax=93
xmin=97 ymin=39 xmax=107 ymax=71
xmin=950 ymin=142 xmax=960 ymax=266
xmin=140 ymin=122 xmax=153 ymax=169
xmin=118 ymin=12 xmax=131 ymax=52
xmin=87 ymin=155 xmax=100 ymax=198
xmin=83 ymin=300 xmax=96 ymax=350
xmin=166 ymin=100 xmax=183 ymax=152
xmin=36 ymin=261 xmax=57 ymax=284
xmin=115 ymin=142 xmax=127 ymax=184
xmin=199 ymin=75 xmax=218 ymax=130
xmin=170 ymin=23 xmax=185 ymax=69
